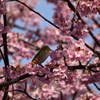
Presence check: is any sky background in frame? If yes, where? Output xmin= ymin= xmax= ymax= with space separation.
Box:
xmin=35 ymin=0 xmax=55 ymax=28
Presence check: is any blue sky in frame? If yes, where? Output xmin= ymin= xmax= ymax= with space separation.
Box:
xmin=35 ymin=0 xmax=55 ymax=28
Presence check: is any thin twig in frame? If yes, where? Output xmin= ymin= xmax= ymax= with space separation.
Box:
xmin=13 ymin=89 xmax=36 ymax=100
xmin=15 ymin=0 xmax=60 ymax=29
xmin=51 ymin=97 xmax=55 ymax=100
xmin=0 ymin=48 xmax=5 ymax=61
xmin=68 ymin=62 xmax=100 ymax=72
xmin=18 ymin=38 xmax=40 ymax=50
xmin=60 ymin=91 xmax=63 ymax=100
xmin=92 ymin=18 xmax=100 ymax=28
xmin=62 ymin=0 xmax=100 ymax=48
xmin=85 ymin=85 xmax=96 ymax=95
xmin=0 ymin=76 xmax=4 ymax=79
xmin=11 ymin=0 xmax=100 ymax=58
xmin=71 ymin=34 xmax=100 ymax=58
xmin=89 ymin=70 xmax=100 ymax=91
xmin=0 ymin=44 xmax=3 ymax=47
xmin=72 ymin=91 xmax=77 ymax=100
xmin=9 ymin=23 xmax=41 ymax=38
xmin=93 ymin=82 xmax=100 ymax=91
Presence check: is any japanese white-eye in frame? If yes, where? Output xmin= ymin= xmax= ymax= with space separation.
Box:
xmin=32 ymin=45 xmax=51 ymax=64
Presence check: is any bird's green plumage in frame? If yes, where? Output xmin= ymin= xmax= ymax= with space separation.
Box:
xmin=32 ymin=45 xmax=51 ymax=64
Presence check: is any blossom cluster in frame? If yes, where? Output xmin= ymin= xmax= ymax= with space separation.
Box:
xmin=7 ymin=0 xmax=41 ymax=27
xmin=0 ymin=0 xmax=7 ymax=15
xmin=77 ymin=0 xmax=100 ymax=17
xmin=0 ymin=0 xmax=100 ymax=100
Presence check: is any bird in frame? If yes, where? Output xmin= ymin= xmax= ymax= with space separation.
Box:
xmin=32 ymin=45 xmax=51 ymax=64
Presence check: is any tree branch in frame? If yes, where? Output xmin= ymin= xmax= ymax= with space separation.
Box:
xmin=2 ymin=14 xmax=10 ymax=100
xmin=62 ymin=0 xmax=100 ymax=48
xmin=2 ymin=15 xmax=9 ymax=67
xmin=10 ymin=0 xmax=100 ymax=58
xmin=68 ymin=62 xmax=100 ymax=71
xmin=0 ymin=73 xmax=32 ymax=90
xmin=12 ymin=89 xmax=36 ymax=100
xmin=14 ymin=0 xmax=60 ymax=29
xmin=18 ymin=38 xmax=40 ymax=50
xmin=0 ymin=62 xmax=100 ymax=90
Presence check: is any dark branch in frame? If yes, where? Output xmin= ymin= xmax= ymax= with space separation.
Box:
xmin=2 ymin=15 xmax=9 ymax=66
xmin=68 ymin=62 xmax=100 ymax=71
xmin=62 ymin=0 xmax=100 ymax=48
xmin=2 ymin=14 xmax=9 ymax=100
xmin=0 ymin=73 xmax=31 ymax=90
xmin=18 ymin=38 xmax=40 ymax=50
xmin=15 ymin=0 xmax=60 ymax=29
xmin=13 ymin=89 xmax=36 ymax=100
xmin=72 ymin=91 xmax=77 ymax=100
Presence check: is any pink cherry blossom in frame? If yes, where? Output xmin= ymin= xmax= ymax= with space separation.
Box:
xmin=0 ymin=0 xmax=100 ymax=100
xmin=0 ymin=23 xmax=9 ymax=35
xmin=71 ymin=20 xmax=89 ymax=38
xmin=7 ymin=32 xmax=35 ymax=63
xmin=77 ymin=0 xmax=99 ymax=17
xmin=50 ymin=50 xmax=64 ymax=62
xmin=0 ymin=0 xmax=7 ymax=15
xmin=64 ymin=39 xmax=93 ymax=63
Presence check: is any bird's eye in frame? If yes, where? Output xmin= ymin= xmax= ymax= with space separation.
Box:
xmin=45 ymin=49 xmax=49 ymax=53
